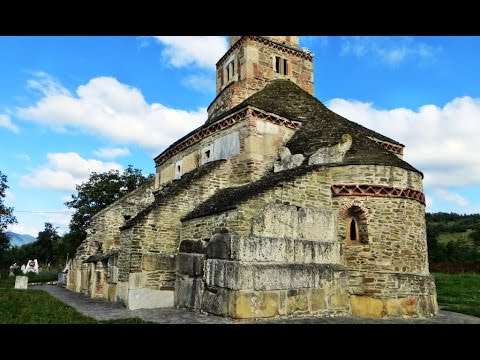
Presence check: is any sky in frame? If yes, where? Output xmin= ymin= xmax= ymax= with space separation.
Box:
xmin=1 ymin=36 xmax=480 ymax=237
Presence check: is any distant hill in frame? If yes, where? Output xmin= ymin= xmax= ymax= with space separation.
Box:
xmin=6 ymin=232 xmax=37 ymax=247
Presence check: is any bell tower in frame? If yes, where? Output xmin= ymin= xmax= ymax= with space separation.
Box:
xmin=207 ymin=36 xmax=314 ymax=120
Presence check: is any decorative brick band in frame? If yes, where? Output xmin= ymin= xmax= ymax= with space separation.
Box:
xmin=331 ymin=184 xmax=425 ymax=205
xmin=368 ymin=137 xmax=404 ymax=156
xmin=217 ymin=36 xmax=313 ymax=68
xmin=155 ymin=107 xmax=302 ymax=166
xmin=251 ymin=108 xmax=302 ymax=130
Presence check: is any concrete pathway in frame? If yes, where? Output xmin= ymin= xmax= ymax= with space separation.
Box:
xmin=32 ymin=285 xmax=480 ymax=324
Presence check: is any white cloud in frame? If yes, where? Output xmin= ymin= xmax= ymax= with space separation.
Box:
xmin=8 ymin=208 xmax=74 ymax=237
xmin=181 ymin=74 xmax=215 ymax=93
xmin=20 ymin=152 xmax=123 ymax=192
xmin=0 ymin=114 xmax=19 ymax=133
xmin=153 ymin=36 xmax=228 ymax=69
xmin=27 ymin=71 xmax=71 ymax=97
xmin=17 ymin=74 xmax=206 ymax=150
xmin=327 ymin=96 xmax=480 ymax=188
xmin=340 ymin=36 xmax=440 ymax=66
xmin=434 ymin=188 xmax=469 ymax=208
xmin=94 ymin=147 xmax=130 ymax=159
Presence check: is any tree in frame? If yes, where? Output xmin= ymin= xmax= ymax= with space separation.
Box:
xmin=0 ymin=171 xmax=17 ymax=253
xmin=64 ymin=165 xmax=153 ymax=250
xmin=36 ymin=222 xmax=60 ymax=265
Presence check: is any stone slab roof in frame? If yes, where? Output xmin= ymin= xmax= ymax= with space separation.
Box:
xmin=120 ymin=160 xmax=226 ymax=230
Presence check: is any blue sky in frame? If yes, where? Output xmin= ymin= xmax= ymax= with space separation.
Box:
xmin=1 ymin=36 xmax=479 ymax=237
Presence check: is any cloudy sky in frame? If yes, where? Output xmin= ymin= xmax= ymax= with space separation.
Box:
xmin=1 ymin=36 xmax=479 ymax=237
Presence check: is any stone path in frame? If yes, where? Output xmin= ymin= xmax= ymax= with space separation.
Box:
xmin=32 ymin=285 xmax=480 ymax=324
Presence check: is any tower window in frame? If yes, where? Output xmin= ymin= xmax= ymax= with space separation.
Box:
xmin=275 ymin=56 xmax=288 ymax=75
xmin=226 ymin=59 xmax=235 ymax=82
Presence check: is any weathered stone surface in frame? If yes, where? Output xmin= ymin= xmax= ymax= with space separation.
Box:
xmin=350 ymin=295 xmax=384 ymax=318
xmin=128 ymin=288 xmax=173 ymax=310
xmin=234 ymin=290 xmax=279 ymax=318
xmin=251 ymin=204 xmax=336 ymax=242
xmin=176 ymin=253 xmax=204 ymax=277
xmin=308 ymin=133 xmax=352 ymax=165
xmin=310 ymin=288 xmax=326 ymax=312
xmin=206 ymin=233 xmax=231 ymax=259
xmin=287 ymin=288 xmax=308 ymax=315
xmin=273 ymin=146 xmax=305 ymax=172
xmin=14 ymin=276 xmax=28 ymax=289
xmin=174 ymin=277 xmax=204 ymax=309
xmin=179 ymin=240 xmax=207 ymax=254
xmin=230 ymin=236 xmax=340 ymax=264
xmin=142 ymin=254 xmax=175 ymax=271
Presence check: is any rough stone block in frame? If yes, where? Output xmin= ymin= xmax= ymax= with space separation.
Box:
xmin=14 ymin=276 xmax=28 ymax=289
xmin=206 ymin=233 xmax=231 ymax=259
xmin=234 ymin=290 xmax=279 ymax=319
xmin=201 ymin=287 xmax=231 ymax=316
xmin=176 ymin=253 xmax=205 ymax=277
xmin=328 ymin=289 xmax=349 ymax=308
xmin=142 ymin=254 xmax=175 ymax=271
xmin=287 ymin=289 xmax=308 ymax=315
xmin=310 ymin=288 xmax=326 ymax=312
xmin=128 ymin=288 xmax=173 ymax=310
xmin=179 ymin=240 xmax=207 ymax=254
xmin=174 ymin=277 xmax=204 ymax=309
xmin=350 ymin=295 xmax=384 ymax=318
xmin=385 ymin=298 xmax=403 ymax=316
xmin=401 ymin=298 xmax=419 ymax=316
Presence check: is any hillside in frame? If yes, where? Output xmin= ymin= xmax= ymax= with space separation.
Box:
xmin=5 ymin=232 xmax=37 ymax=247
xmin=426 ymin=212 xmax=480 ymax=263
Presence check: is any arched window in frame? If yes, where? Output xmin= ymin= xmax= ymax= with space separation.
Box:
xmin=339 ymin=204 xmax=369 ymax=244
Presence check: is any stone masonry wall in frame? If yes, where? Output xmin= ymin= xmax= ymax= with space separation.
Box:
xmin=176 ymin=164 xmax=437 ymax=319
xmin=115 ymin=160 xmax=233 ymax=307
xmin=208 ymin=36 xmax=314 ymax=119
xmin=156 ymin=113 xmax=295 ymax=188
xmin=66 ymin=180 xmax=155 ymax=295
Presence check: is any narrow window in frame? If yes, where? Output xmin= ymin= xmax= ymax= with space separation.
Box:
xmin=274 ymin=56 xmax=288 ymax=75
xmin=226 ymin=59 xmax=235 ymax=82
xmin=205 ymin=149 xmax=211 ymax=159
xmin=349 ymin=219 xmax=357 ymax=241
xmin=177 ymin=165 xmax=181 ymax=172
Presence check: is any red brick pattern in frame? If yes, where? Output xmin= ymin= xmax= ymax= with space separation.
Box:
xmin=331 ymin=184 xmax=425 ymax=205
xmin=217 ymin=36 xmax=312 ymax=69
xmin=368 ymin=137 xmax=404 ymax=156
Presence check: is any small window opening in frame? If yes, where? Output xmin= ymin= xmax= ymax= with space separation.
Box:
xmin=350 ymin=219 xmax=357 ymax=241
xmin=177 ymin=165 xmax=181 ymax=172
xmin=274 ymin=56 xmax=288 ymax=75
xmin=226 ymin=60 xmax=235 ymax=81
xmin=205 ymin=149 xmax=211 ymax=159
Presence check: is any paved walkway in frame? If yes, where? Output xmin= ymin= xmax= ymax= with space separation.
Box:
xmin=33 ymin=285 xmax=480 ymax=324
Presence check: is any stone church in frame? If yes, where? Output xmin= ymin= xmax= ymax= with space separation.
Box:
xmin=66 ymin=36 xmax=438 ymax=319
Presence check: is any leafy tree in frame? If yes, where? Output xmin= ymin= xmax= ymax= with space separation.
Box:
xmin=36 ymin=222 xmax=60 ymax=265
xmin=0 ymin=171 xmax=17 ymax=253
xmin=64 ymin=165 xmax=153 ymax=250
xmin=469 ymin=229 xmax=480 ymax=247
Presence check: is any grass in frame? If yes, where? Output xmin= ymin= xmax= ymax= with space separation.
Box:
xmin=433 ymin=272 xmax=480 ymax=318
xmin=0 ymin=287 xmax=151 ymax=324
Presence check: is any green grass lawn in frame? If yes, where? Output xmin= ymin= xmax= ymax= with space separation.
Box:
xmin=433 ymin=272 xmax=480 ymax=318
xmin=0 ymin=288 xmax=150 ymax=324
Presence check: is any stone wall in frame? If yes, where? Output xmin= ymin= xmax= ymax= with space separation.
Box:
xmin=175 ymin=164 xmax=437 ymax=319
xmin=155 ymin=113 xmax=296 ymax=188
xmin=66 ymin=179 xmax=155 ymax=297
xmin=209 ymin=36 xmax=314 ymax=119
xmin=114 ymin=160 xmax=234 ymax=309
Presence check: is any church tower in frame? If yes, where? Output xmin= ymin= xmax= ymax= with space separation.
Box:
xmin=207 ymin=36 xmax=314 ymax=120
